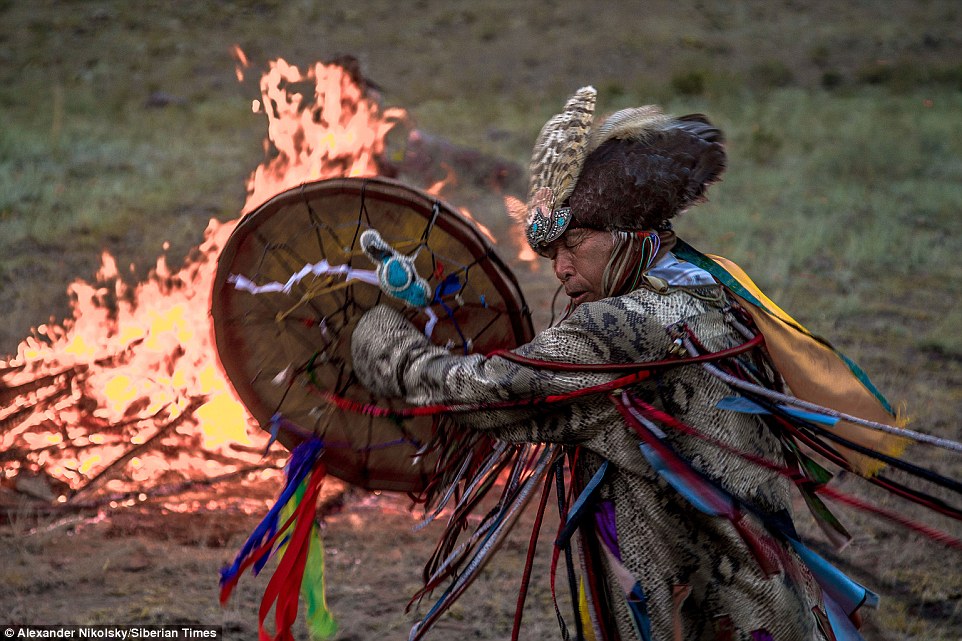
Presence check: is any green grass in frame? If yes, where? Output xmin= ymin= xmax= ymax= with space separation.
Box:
xmin=669 ymin=89 xmax=962 ymax=352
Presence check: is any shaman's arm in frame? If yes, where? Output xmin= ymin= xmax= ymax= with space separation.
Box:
xmin=350 ymin=302 xmax=668 ymax=443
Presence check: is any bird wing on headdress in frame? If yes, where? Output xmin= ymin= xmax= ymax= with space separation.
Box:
xmin=584 ymin=105 xmax=670 ymax=153
xmin=568 ymin=115 xmax=727 ymax=231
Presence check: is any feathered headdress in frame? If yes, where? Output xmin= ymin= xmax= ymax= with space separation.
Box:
xmin=510 ymin=88 xmax=726 ymax=250
xmin=508 ymin=86 xmax=596 ymax=250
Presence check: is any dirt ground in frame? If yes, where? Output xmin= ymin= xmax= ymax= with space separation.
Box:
xmin=3 ymin=472 xmax=955 ymax=641
xmin=0 ymin=478 xmax=574 ymax=641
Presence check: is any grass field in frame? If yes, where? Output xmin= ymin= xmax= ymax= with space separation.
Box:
xmin=2 ymin=1 xmax=961 ymax=639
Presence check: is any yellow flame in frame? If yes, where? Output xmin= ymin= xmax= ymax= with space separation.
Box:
xmin=78 ymin=454 xmax=102 ymax=475
xmin=64 ymin=335 xmax=95 ymax=359
xmin=195 ymin=394 xmax=251 ymax=449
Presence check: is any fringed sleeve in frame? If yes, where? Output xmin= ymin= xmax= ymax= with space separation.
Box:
xmin=350 ymin=301 xmax=669 ymax=445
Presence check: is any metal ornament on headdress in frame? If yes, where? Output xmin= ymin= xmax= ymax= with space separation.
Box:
xmin=525 ymin=197 xmax=571 ymax=249
xmin=519 ymin=86 xmax=597 ymax=251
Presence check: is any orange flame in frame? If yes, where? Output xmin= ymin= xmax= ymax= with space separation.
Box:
xmin=424 ymin=163 xmax=457 ymax=197
xmin=0 ymin=50 xmax=407 ymax=502
xmin=230 ymin=44 xmax=249 ymax=82
xmin=459 ymin=206 xmax=497 ymax=245
xmin=243 ymin=58 xmax=407 ymax=212
xmin=512 ymin=224 xmax=539 ymax=266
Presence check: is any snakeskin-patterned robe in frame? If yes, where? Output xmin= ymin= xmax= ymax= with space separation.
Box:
xmin=352 ymin=283 xmax=827 ymax=641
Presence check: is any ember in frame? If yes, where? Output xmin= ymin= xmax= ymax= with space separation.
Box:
xmin=0 ymin=51 xmax=411 ymax=513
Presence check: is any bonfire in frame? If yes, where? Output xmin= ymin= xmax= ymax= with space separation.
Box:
xmin=1 ymin=53 xmax=420 ymax=513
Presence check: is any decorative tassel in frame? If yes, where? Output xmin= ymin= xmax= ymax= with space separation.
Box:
xmin=410 ymin=446 xmax=558 ymax=641
xmin=219 ymin=437 xmax=336 ymax=640
xmin=786 ymin=540 xmax=878 ymax=615
xmin=278 ymin=485 xmax=337 ymax=640
xmin=617 ymin=393 xmax=781 ymax=576
xmin=578 ymin=580 xmax=599 ymax=641
xmin=821 ymin=595 xmax=864 ymax=641
xmin=617 ymin=392 xmax=884 ymax=640
xmin=627 ymin=582 xmax=654 ymax=641
xmin=671 ymin=584 xmax=692 ymax=641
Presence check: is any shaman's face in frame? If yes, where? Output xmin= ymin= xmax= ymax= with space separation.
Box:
xmin=540 ymin=228 xmax=615 ymax=309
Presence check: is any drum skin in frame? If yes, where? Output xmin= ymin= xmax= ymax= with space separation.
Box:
xmin=211 ymin=176 xmax=533 ymax=493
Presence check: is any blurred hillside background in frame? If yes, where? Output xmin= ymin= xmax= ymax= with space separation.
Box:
xmin=1 ymin=1 xmax=961 ymax=638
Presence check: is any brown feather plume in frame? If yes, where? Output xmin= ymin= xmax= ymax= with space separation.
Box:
xmin=525 ymin=86 xmax=596 ymax=222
